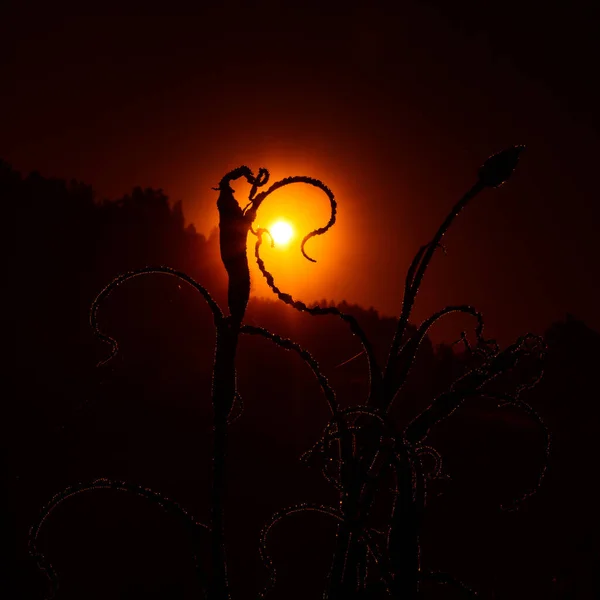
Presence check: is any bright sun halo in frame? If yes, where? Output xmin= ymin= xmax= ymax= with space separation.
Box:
xmin=269 ymin=220 xmax=294 ymax=246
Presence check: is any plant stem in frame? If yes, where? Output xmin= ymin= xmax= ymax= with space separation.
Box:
xmin=383 ymin=180 xmax=485 ymax=411
xmin=387 ymin=445 xmax=424 ymax=600
xmin=210 ymin=418 xmax=229 ymax=600
xmin=326 ymin=427 xmax=361 ymax=599
xmin=209 ymin=322 xmax=239 ymax=600
xmin=328 ymin=182 xmax=486 ymax=597
xmin=210 ymin=169 xmax=256 ymax=600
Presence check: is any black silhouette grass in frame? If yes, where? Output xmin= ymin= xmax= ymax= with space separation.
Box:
xmin=30 ymin=146 xmax=549 ymax=600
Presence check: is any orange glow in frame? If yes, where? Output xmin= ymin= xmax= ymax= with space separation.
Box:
xmin=269 ymin=220 xmax=294 ymax=246
xmin=245 ymin=166 xmax=352 ymax=309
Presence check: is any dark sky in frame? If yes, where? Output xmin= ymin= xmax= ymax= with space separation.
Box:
xmin=2 ymin=1 xmax=599 ymax=345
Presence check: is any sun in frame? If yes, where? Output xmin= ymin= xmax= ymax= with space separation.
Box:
xmin=269 ymin=220 xmax=294 ymax=246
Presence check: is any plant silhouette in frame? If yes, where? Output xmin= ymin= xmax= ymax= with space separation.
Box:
xmin=28 ymin=147 xmax=550 ymax=599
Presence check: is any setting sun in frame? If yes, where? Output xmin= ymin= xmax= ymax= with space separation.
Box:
xmin=269 ymin=220 xmax=294 ymax=246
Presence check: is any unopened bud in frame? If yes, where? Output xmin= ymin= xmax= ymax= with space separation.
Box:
xmin=478 ymin=145 xmax=525 ymax=188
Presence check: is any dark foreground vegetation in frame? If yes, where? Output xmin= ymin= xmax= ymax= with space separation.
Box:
xmin=2 ymin=157 xmax=599 ymax=598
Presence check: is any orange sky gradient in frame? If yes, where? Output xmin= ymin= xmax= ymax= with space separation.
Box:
xmin=1 ymin=4 xmax=598 ymax=345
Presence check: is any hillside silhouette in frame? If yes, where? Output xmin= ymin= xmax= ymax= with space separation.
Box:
xmin=3 ymin=160 xmax=599 ymax=598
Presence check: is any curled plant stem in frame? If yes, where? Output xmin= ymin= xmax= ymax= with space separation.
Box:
xmin=45 ymin=153 xmax=537 ymax=599
xmin=89 ymin=263 xmax=230 ymax=599
xmin=245 ymin=174 xmax=337 ymax=263
xmin=29 ymin=479 xmax=210 ymax=600
xmin=240 ymin=324 xmax=338 ymax=416
xmin=241 ymin=325 xmax=360 ymax=598
xmin=481 ymin=392 xmax=551 ymax=510
xmin=415 ymin=445 xmax=444 ymax=481
xmin=404 ymin=333 xmax=546 ymax=444
xmin=335 ymin=336 xmax=544 ymax=594
xmin=90 ymin=266 xmax=224 ymax=366
xmin=239 ymin=324 xmax=353 ymax=491
xmin=245 ymin=173 xmax=372 ymax=597
xmin=323 ymin=410 xmax=392 ymax=600
xmin=254 ymin=228 xmax=381 ymax=592
xmin=386 ymin=304 xmax=496 ymax=412
xmin=254 ymin=230 xmax=383 ymax=403
xmin=258 ymin=504 xmax=343 ymax=598
xmin=303 ymin=413 xmax=377 ymax=518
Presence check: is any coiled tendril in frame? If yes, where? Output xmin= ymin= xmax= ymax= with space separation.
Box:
xmin=90 ymin=266 xmax=223 ymax=367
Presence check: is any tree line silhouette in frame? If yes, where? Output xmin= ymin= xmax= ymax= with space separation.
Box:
xmin=2 ymin=158 xmax=599 ymax=598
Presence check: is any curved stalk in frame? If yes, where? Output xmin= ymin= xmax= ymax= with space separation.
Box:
xmin=404 ymin=334 xmax=545 ymax=444
xmin=254 ymin=230 xmax=383 ymax=403
xmin=29 ymin=479 xmax=210 ymax=600
xmin=258 ymin=504 xmax=343 ymax=598
xmin=245 ymin=175 xmax=337 ymax=263
xmin=210 ymin=166 xmax=271 ymax=599
xmin=480 ymin=392 xmax=551 ymax=511
xmin=383 ymin=181 xmax=485 ymax=409
xmin=90 ymin=266 xmax=224 ymax=366
xmin=240 ymin=325 xmax=338 ymax=416
xmin=384 ymin=145 xmax=525 ymax=412
xmin=89 ymin=262 xmax=231 ymax=600
xmin=385 ymin=304 xmax=496 ymax=410
xmin=387 ymin=443 xmax=424 ymax=600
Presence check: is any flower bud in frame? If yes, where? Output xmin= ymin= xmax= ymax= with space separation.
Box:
xmin=478 ymin=145 xmax=525 ymax=188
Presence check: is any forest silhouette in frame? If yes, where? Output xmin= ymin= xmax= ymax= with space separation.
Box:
xmin=3 ymin=159 xmax=599 ymax=598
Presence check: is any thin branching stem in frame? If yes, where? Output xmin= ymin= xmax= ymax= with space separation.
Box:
xmin=38 ymin=152 xmax=539 ymax=599
xmin=240 ymin=325 xmax=338 ymax=416
xmin=384 ymin=181 xmax=486 ymax=408
xmin=29 ymin=479 xmax=210 ymax=600
xmin=385 ymin=304 xmax=497 ymax=412
xmin=239 ymin=324 xmax=354 ymax=497
xmin=404 ymin=333 xmax=546 ymax=444
xmin=254 ymin=230 xmax=383 ymax=403
xmin=89 ymin=265 xmax=230 ymax=599
xmin=241 ymin=325 xmax=361 ymax=600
